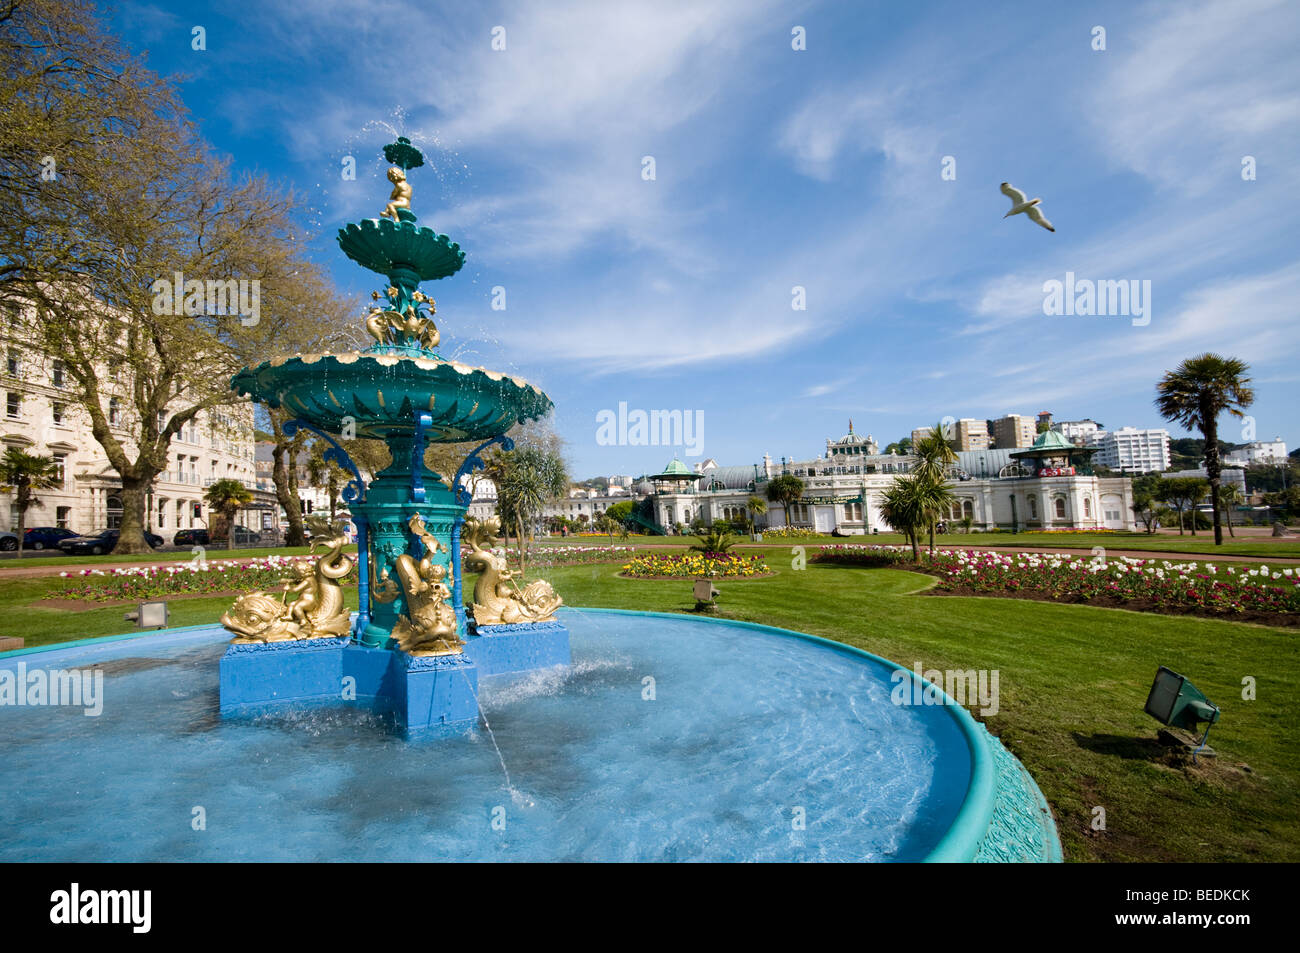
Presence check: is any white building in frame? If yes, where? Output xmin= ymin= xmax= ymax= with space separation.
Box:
xmin=1052 ymin=419 xmax=1103 ymax=446
xmin=1 ymin=302 xmax=270 ymax=539
xmin=634 ymin=427 xmax=1136 ymax=535
xmin=1086 ymin=427 xmax=1171 ymax=473
xmin=1225 ymin=439 xmax=1288 ymax=467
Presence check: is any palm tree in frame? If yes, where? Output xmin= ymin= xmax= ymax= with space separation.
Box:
xmin=880 ymin=474 xmax=928 ymax=561
xmin=911 ymin=423 xmax=959 ymax=555
xmin=1218 ymin=484 xmax=1243 ymax=537
xmin=765 ymin=474 xmax=805 ymax=528
xmin=489 ymin=446 xmax=568 ymax=574
xmin=1156 ymin=354 xmax=1254 ymax=545
xmin=745 ymin=495 xmax=767 ymax=537
xmin=690 ymin=526 xmax=737 ymax=555
xmin=0 ymin=448 xmax=62 ymax=555
xmin=204 ymin=478 xmax=254 ymax=550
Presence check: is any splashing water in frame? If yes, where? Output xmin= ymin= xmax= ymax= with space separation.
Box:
xmin=459 ymin=665 xmax=534 ymax=809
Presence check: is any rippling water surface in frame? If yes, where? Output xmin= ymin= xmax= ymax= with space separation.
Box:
xmin=0 ymin=609 xmax=970 ymax=861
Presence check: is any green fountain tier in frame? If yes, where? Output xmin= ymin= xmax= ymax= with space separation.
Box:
xmin=337 ymin=217 xmax=465 ymax=282
xmin=231 ymin=349 xmax=552 ymax=441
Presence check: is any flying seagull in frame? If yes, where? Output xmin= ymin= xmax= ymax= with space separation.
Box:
xmin=1000 ymin=182 xmax=1054 ymax=232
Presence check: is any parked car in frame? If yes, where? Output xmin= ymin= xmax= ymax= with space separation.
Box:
xmin=204 ymin=526 xmax=262 ymax=547
xmin=58 ymin=528 xmax=163 ymax=555
xmin=0 ymin=531 xmax=18 ymax=552
xmin=23 ymin=527 xmax=79 ymax=550
xmin=173 ymin=528 xmax=211 ymax=546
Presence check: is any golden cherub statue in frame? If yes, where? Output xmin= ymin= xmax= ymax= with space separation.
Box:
xmin=381 ymin=166 xmax=412 ymax=221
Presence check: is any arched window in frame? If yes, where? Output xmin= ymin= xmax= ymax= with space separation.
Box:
xmin=963 ymin=499 xmax=974 ymax=519
xmin=1083 ymin=496 xmax=1092 ymax=518
xmin=106 ymin=494 xmax=123 ymax=529
xmin=1054 ymin=498 xmax=1066 ymax=519
xmin=1028 ymin=495 xmax=1037 ymax=519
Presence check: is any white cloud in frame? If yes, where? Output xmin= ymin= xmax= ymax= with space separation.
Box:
xmin=1086 ymin=0 xmax=1300 ymax=193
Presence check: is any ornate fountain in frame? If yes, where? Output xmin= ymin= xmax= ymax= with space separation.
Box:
xmin=218 ymin=138 xmax=569 ymax=733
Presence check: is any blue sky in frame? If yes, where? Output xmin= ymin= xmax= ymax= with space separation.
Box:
xmin=107 ymin=0 xmax=1299 ymax=478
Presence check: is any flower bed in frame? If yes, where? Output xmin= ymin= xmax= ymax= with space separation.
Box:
xmin=498 ymin=545 xmax=636 ymax=568
xmin=49 ymin=555 xmax=347 ymax=603
xmin=929 ymin=550 xmax=1300 ymax=616
xmin=811 ymin=544 xmax=914 ymax=568
xmin=760 ymin=527 xmax=822 ymax=539
xmin=619 ymin=551 xmax=771 ymax=579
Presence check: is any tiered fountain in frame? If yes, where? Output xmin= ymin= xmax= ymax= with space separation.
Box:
xmin=217 ymin=138 xmax=570 ymax=733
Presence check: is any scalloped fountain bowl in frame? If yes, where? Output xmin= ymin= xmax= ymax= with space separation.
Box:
xmin=0 ymin=609 xmax=1060 ymax=862
xmin=337 ymin=217 xmax=465 ymax=281
xmin=231 ymin=349 xmax=553 ymax=440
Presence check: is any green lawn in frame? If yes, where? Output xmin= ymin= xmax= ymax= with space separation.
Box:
xmin=4 ymin=548 xmax=1295 ymax=863
xmin=0 ymin=543 xmax=339 ymax=571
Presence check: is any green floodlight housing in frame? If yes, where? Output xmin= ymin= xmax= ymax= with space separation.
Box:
xmin=1145 ymin=666 xmax=1220 ymax=760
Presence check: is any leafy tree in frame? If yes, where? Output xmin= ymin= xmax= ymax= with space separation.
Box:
xmin=0 ymin=448 xmax=62 ymax=554
xmin=1155 ymin=354 xmax=1254 ymax=545
xmin=605 ymin=500 xmax=634 ymax=524
xmin=765 ymin=474 xmax=805 ymax=526
xmin=268 ymin=409 xmax=309 ymax=546
xmin=1263 ymin=486 xmax=1300 ymax=523
xmin=1130 ymin=474 xmax=1163 ymax=535
xmin=1 ymin=0 xmax=348 ymax=553
xmin=594 ymin=513 xmax=619 ymax=543
xmin=884 ymin=437 xmax=913 ymax=455
xmin=204 ymin=478 xmax=253 ymax=550
xmin=1158 ymin=476 xmax=1208 ymax=536
xmin=1218 ymin=484 xmax=1243 ymax=538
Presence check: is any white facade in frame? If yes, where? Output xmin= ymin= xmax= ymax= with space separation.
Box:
xmin=1053 ymin=419 xmax=1102 ymax=445
xmin=1 ymin=304 xmax=268 ymax=538
xmin=1224 ymin=439 xmax=1288 ymax=467
xmin=1086 ymin=427 xmax=1171 ymax=472
xmin=649 ymin=446 xmax=1135 ymax=535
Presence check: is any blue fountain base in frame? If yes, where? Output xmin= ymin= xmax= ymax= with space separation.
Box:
xmin=219 ymin=638 xmax=479 ymax=735
xmin=463 ymin=620 xmax=571 ymax=675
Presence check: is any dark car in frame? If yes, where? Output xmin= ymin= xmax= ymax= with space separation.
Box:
xmin=173 ymin=528 xmax=211 ymax=546
xmin=58 ymin=528 xmax=163 ymax=555
xmin=23 ymin=527 xmax=79 ymax=551
xmin=231 ymin=526 xmax=262 ymax=545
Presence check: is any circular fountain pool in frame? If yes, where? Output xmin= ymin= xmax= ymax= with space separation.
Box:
xmin=0 ymin=608 xmax=1058 ymax=862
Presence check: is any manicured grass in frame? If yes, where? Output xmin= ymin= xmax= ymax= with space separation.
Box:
xmin=3 ymin=547 xmax=1294 ymax=863
xmin=0 ymin=543 xmax=343 ymax=571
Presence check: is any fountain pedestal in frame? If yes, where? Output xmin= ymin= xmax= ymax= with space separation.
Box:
xmin=219 ymin=638 xmax=480 ymax=734
xmin=464 ymin=620 xmax=571 ymax=676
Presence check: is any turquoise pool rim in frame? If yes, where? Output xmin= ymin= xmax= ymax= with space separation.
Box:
xmin=2 ymin=607 xmax=1051 ymax=863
